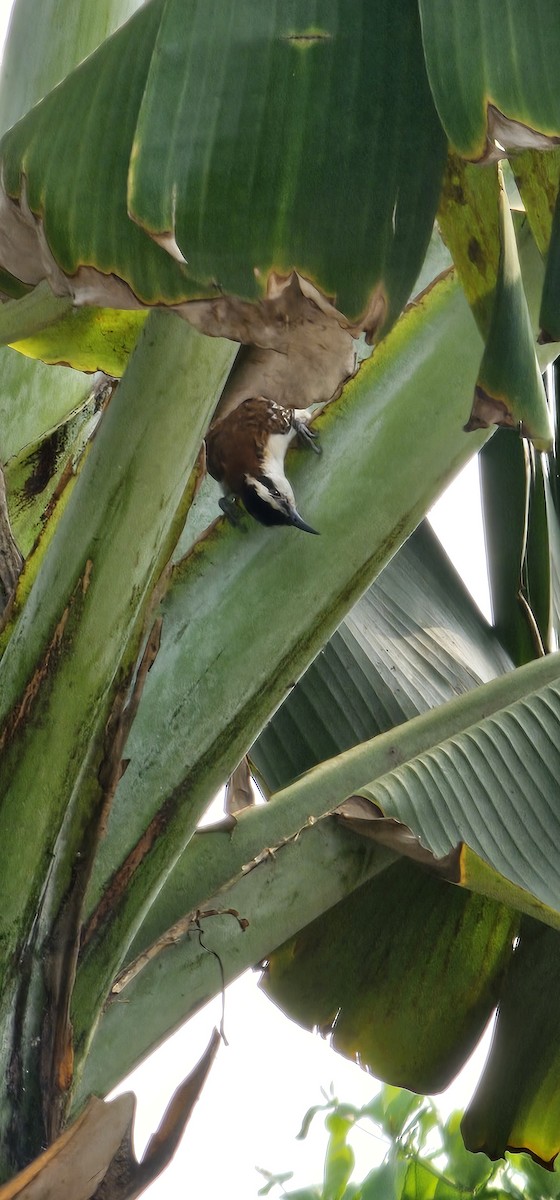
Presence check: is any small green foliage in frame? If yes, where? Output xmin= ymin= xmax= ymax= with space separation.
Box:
xmin=261 ymin=1084 xmax=560 ymax=1199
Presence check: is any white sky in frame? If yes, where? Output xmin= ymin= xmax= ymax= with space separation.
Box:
xmin=0 ymin=3 xmax=494 ymax=1196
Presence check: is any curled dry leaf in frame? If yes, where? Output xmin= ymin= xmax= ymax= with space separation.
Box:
xmin=463 ymin=386 xmax=519 ymax=435
xmin=0 ymin=1093 xmax=135 ymax=1200
xmin=225 ymin=756 xmax=256 ymax=816
xmin=0 ymin=1031 xmax=220 ymax=1200
xmin=0 ymin=172 xmax=357 ymax=415
xmin=476 ymin=104 xmax=560 ymax=165
xmin=335 ymin=794 xmax=460 ymax=879
xmin=94 ymin=1029 xmax=220 ymax=1200
xmin=188 ymin=272 xmax=358 ymax=419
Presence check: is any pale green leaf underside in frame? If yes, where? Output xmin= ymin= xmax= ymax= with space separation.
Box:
xmin=361 ymin=675 xmax=560 ymax=920
xmin=251 ymin=520 xmax=512 ymax=792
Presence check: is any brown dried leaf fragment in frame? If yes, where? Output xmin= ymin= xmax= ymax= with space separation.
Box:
xmin=193 ymin=272 xmax=357 ymax=421
xmin=0 ymin=1033 xmax=219 ymax=1200
xmin=335 ymin=794 xmax=460 ymax=880
xmin=0 ymin=1094 xmax=135 ymax=1200
xmin=93 ymin=1030 xmax=220 ymax=1200
xmin=225 ymin=756 xmax=256 ymax=816
xmin=0 ymin=179 xmax=148 ymax=310
xmin=476 ymin=104 xmax=560 ymax=165
xmin=464 ymin=386 xmax=517 ymax=434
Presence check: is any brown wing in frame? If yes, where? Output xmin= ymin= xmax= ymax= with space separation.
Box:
xmin=205 ymin=397 xmax=293 ymax=492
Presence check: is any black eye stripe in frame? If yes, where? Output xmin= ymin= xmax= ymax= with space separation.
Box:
xmin=258 ymin=474 xmax=282 ymax=498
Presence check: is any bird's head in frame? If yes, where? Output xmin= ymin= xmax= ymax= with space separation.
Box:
xmin=242 ymin=474 xmax=319 ymax=534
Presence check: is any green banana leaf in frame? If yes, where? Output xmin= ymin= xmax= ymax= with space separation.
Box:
xmin=470 ymin=176 xmax=551 ymax=449
xmin=261 ymin=863 xmax=516 ymax=1094
xmin=0 ymin=0 xmax=446 ymax=334
xmin=419 ymin=1 xmax=560 ymax=161
xmin=463 ymin=921 xmax=560 ymax=1167
xmin=250 ymin=520 xmax=511 ymax=792
xmin=75 ymin=648 xmax=560 ymax=1149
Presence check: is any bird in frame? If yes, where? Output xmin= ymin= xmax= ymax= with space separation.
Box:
xmin=205 ymin=396 xmax=321 ymax=534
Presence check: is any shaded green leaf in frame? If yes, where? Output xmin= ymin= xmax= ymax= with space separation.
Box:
xmin=538 ymin=181 xmax=560 ymax=342
xmin=261 ymin=861 xmax=516 ymax=1094
xmin=463 ymin=922 xmax=560 ymax=1167
xmin=479 ymin=429 xmax=536 ymax=665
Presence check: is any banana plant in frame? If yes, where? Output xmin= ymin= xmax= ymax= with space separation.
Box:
xmin=1 ymin=1 xmax=560 ymax=1196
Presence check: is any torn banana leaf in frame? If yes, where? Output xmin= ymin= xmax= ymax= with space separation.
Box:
xmin=0 ymin=0 xmax=446 ymax=333
xmin=261 ymin=860 xmax=516 ymax=1094
xmin=419 ymin=1 xmax=560 ymax=162
xmin=465 ymin=175 xmax=552 ymax=448
xmin=462 ymin=922 xmax=560 ymax=1168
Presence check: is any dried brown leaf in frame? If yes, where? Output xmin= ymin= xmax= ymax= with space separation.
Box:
xmin=464 ymin=386 xmax=517 ymax=434
xmin=94 ymin=1030 xmax=220 ymax=1200
xmin=335 ymin=795 xmax=460 ymax=879
xmin=202 ymin=272 xmax=357 ymax=420
xmin=0 ymin=1094 xmax=135 ymax=1200
xmin=225 ymin=757 xmax=255 ymax=816
xmin=477 ymin=104 xmax=560 ymax=165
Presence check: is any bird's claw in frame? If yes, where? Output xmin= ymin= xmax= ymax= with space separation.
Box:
xmin=219 ymin=495 xmax=247 ymax=531
xmin=294 ymin=420 xmax=322 ymax=455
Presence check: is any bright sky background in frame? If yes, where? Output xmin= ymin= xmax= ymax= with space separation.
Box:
xmin=0 ymin=3 xmax=495 ymax=1197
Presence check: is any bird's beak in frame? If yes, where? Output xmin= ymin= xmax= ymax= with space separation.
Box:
xmin=289 ymin=508 xmax=320 ymax=535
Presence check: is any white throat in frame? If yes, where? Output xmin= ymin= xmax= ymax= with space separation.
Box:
xmin=260 ymin=437 xmax=296 ymax=505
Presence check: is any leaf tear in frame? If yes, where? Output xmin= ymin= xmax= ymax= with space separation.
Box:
xmin=476 ymin=104 xmax=560 ymax=165
xmin=464 ymin=385 xmax=517 ymax=434
xmin=335 ymin=795 xmax=461 ymax=881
